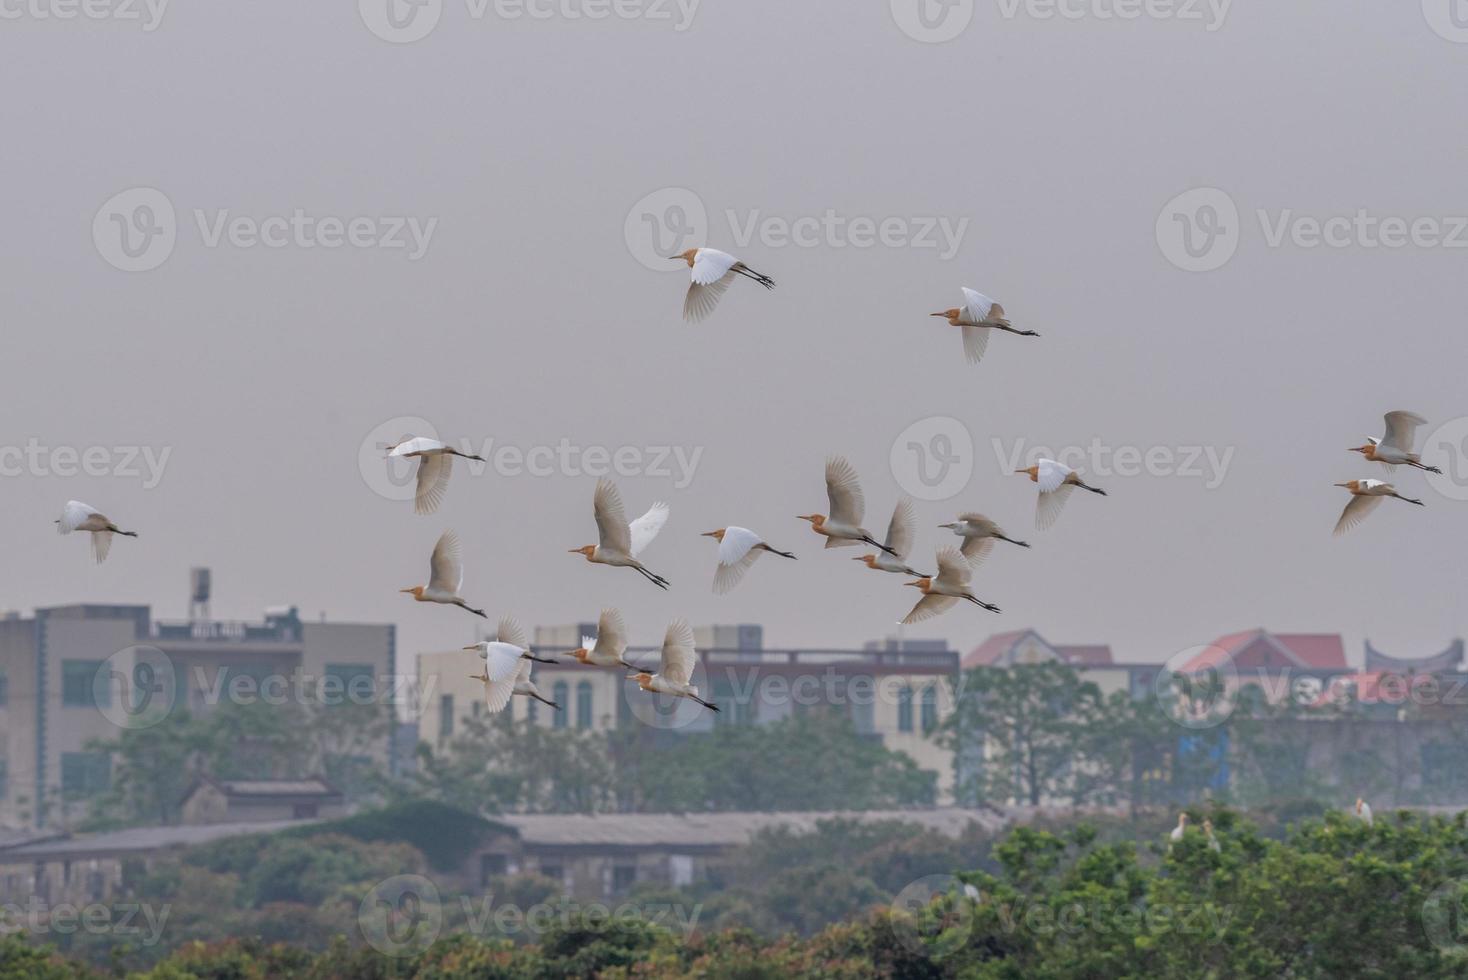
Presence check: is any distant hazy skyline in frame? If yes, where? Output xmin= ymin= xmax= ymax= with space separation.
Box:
xmin=2 ymin=3 xmax=1465 ymax=672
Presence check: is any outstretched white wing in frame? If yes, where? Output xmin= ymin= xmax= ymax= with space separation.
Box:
xmin=902 ymin=594 xmax=959 ymax=625
xmin=883 ymin=498 xmax=916 ymax=559
xmin=415 ymin=454 xmax=452 ymax=516
xmin=684 ymin=249 xmax=740 ymax=323
xmin=959 ymin=536 xmax=994 ymax=565
xmin=1037 ymin=485 xmax=1074 ymax=531
xmin=660 ymin=619 xmax=697 ymax=686
xmin=1381 ymin=411 xmax=1427 ymax=453
xmin=595 ymin=607 xmax=628 ymax=658
xmin=629 ymin=502 xmax=670 ymax=557
xmin=1334 ymin=495 xmax=1382 ymax=536
xmin=825 ymin=455 xmax=866 ymax=526
xmin=479 ymin=642 xmax=523 ymax=714
xmin=593 ymin=479 xmax=633 ymax=555
xmin=428 ymin=531 xmax=464 ymax=593
xmin=713 ymin=527 xmax=765 ymax=595
xmin=961 ymin=287 xmax=995 ymax=323
xmin=933 ymin=547 xmax=971 ymax=589
xmin=495 ymin=616 xmax=529 ymax=650
xmin=960 ymin=324 xmax=990 ymax=365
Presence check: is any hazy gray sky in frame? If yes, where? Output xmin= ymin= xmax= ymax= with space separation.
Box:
xmin=3 ymin=2 xmax=1465 ymax=671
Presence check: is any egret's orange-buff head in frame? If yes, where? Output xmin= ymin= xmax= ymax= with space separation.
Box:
xmin=569 ymin=545 xmax=597 ymax=559
xmin=1334 ymin=481 xmax=1361 ymax=491
xmin=796 ymin=514 xmax=827 ymax=528
xmin=627 ymin=671 xmax=654 ymax=689
xmin=1178 ymin=813 xmax=1189 ymax=827
xmin=931 ymin=308 xmax=962 ymax=324
xmin=701 ymin=529 xmax=727 ymax=541
xmin=400 ymin=586 xmax=425 ymax=599
xmin=674 ymin=248 xmax=700 ymax=266
xmin=853 ymin=555 xmax=879 ymax=568
xmin=903 ymin=578 xmax=932 ymax=591
xmin=1355 ymin=797 xmax=1365 ymax=813
xmin=1015 ymin=466 xmax=1040 ymax=482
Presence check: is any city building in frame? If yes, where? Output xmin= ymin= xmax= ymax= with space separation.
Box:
xmin=178 ymin=777 xmax=345 ymax=825
xmin=0 ymin=573 xmax=396 ymax=829
xmin=418 ymin=623 xmax=960 ymax=796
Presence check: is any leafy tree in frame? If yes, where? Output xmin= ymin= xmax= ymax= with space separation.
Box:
xmin=942 ymin=661 xmax=1102 ymax=806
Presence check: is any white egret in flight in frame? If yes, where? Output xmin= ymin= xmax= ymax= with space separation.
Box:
xmin=853 ymin=497 xmax=929 ymax=577
xmin=1348 ymin=411 xmax=1442 ymax=474
xmin=930 ymin=287 xmax=1039 ymax=365
xmin=798 ymin=456 xmax=899 ymax=556
xmin=627 ymin=619 xmax=719 ymax=712
xmin=899 ymin=547 xmax=1000 ymax=624
xmin=386 ymin=436 xmax=485 ymax=516
xmin=401 ymin=530 xmax=487 ymax=618
xmin=1332 ymin=480 xmax=1423 ymax=535
xmin=938 ymin=512 xmax=1030 ymax=565
xmin=1016 ymin=459 xmax=1107 ymax=530
xmin=566 ymin=607 xmax=638 ymax=670
xmin=702 ymin=527 xmax=797 ymax=593
xmin=675 ymin=247 xmax=775 ymax=323
xmin=56 ymin=500 xmax=137 ymax=564
xmin=569 ymin=479 xmax=671 ymax=589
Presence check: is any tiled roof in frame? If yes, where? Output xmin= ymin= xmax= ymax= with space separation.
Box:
xmin=0 ymin=820 xmax=316 ymax=860
xmin=497 ymin=807 xmax=1021 ymax=848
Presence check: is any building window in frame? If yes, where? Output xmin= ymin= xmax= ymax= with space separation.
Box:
xmin=920 ymin=685 xmax=938 ymax=734
xmin=60 ymin=752 xmax=111 ymax=797
xmin=439 ymin=695 xmax=454 ymax=739
xmin=576 ymin=682 xmax=593 ymax=729
xmin=553 ymin=683 xmax=569 ymax=728
xmin=611 ymin=863 xmax=637 ymax=895
xmin=62 ymin=660 xmax=106 ymax=708
xmin=897 ymin=685 xmax=914 ymax=732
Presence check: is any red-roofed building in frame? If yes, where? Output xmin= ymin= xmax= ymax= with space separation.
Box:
xmin=963 ymin=629 xmax=1115 ymax=670
xmin=1178 ymin=629 xmax=1346 ymax=675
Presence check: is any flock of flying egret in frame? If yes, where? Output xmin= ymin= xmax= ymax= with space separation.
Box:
xmin=50 ymin=246 xmax=1446 ymax=717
